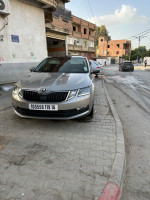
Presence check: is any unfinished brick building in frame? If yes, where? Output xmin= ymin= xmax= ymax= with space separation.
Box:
xmin=98 ymin=36 xmax=131 ymax=58
xmin=67 ymin=15 xmax=96 ymax=59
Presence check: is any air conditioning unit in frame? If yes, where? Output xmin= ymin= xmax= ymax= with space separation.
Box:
xmin=0 ymin=0 xmax=10 ymax=15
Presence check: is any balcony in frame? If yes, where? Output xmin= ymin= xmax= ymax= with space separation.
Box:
xmin=88 ymin=47 xmax=96 ymax=52
xmin=68 ymin=44 xmax=82 ymax=51
xmin=89 ymin=35 xmax=95 ymax=41
xmin=37 ymin=0 xmax=57 ymax=11
xmin=46 ymin=23 xmax=72 ymax=35
xmin=72 ymin=32 xmax=82 ymax=38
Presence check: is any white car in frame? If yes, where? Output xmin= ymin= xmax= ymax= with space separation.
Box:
xmin=89 ymin=60 xmax=103 ymax=77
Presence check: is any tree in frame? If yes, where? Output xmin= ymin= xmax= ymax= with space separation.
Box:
xmin=122 ymin=54 xmax=130 ymax=61
xmin=130 ymin=46 xmax=148 ymax=61
xmin=94 ymin=25 xmax=111 ymax=47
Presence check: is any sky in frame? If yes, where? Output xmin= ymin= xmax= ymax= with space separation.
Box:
xmin=66 ymin=0 xmax=150 ymax=49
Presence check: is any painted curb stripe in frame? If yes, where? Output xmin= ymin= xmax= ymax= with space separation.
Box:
xmin=99 ymin=182 xmax=121 ymax=200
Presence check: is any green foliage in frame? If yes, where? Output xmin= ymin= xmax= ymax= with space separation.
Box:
xmin=94 ymin=25 xmax=111 ymax=47
xmin=130 ymin=46 xmax=148 ymax=61
xmin=122 ymin=54 xmax=130 ymax=61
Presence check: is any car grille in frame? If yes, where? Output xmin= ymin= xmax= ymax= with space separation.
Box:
xmin=23 ymin=90 xmax=69 ymax=102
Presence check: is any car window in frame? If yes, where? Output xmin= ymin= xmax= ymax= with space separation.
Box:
xmin=35 ymin=57 xmax=89 ymax=73
xmin=93 ymin=61 xmax=100 ymax=65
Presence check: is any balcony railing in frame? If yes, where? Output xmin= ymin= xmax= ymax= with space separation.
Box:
xmin=46 ymin=23 xmax=72 ymax=35
xmin=72 ymin=32 xmax=82 ymax=38
xmin=88 ymin=47 xmax=96 ymax=52
xmin=89 ymin=35 xmax=95 ymax=41
xmin=68 ymin=44 xmax=82 ymax=51
xmin=53 ymin=5 xmax=72 ymax=22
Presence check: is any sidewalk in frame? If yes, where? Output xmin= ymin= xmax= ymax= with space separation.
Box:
xmin=134 ymin=65 xmax=150 ymax=71
xmin=0 ymin=77 xmax=125 ymax=200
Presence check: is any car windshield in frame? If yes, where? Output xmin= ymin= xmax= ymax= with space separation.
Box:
xmin=35 ymin=57 xmax=89 ymax=73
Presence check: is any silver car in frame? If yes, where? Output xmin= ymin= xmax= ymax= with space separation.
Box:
xmin=12 ymin=56 xmax=95 ymax=120
xmin=89 ymin=60 xmax=103 ymax=77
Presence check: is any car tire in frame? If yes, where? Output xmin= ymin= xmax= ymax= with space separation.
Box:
xmin=88 ymin=105 xmax=94 ymax=117
xmin=132 ymin=69 xmax=134 ymax=72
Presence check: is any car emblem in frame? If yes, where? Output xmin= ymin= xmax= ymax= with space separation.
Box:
xmin=42 ymin=88 xmax=46 ymax=92
xmin=39 ymin=88 xmax=47 ymax=94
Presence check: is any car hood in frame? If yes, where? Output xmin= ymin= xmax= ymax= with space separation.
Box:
xmin=17 ymin=72 xmax=91 ymax=91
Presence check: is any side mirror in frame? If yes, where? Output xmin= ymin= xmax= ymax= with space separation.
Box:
xmin=30 ymin=67 xmax=35 ymax=72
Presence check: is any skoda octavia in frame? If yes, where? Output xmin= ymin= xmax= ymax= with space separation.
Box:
xmin=12 ymin=56 xmax=95 ymax=120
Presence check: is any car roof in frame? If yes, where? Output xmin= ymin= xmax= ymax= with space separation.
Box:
xmin=47 ymin=56 xmax=87 ymax=59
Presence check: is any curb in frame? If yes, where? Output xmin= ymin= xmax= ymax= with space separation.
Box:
xmin=99 ymin=78 xmax=126 ymax=200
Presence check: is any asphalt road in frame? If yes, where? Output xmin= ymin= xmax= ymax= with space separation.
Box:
xmin=104 ymin=65 xmax=150 ymax=200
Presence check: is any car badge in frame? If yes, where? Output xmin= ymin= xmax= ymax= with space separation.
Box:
xmin=39 ymin=88 xmax=47 ymax=94
xmin=42 ymin=88 xmax=46 ymax=92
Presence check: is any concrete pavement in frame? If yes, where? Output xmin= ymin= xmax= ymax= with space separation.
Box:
xmin=0 ymin=76 xmax=125 ymax=200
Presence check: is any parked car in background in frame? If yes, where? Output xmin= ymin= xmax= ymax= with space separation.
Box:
xmin=89 ymin=60 xmax=103 ymax=77
xmin=12 ymin=56 xmax=95 ymax=120
xmin=119 ymin=61 xmax=134 ymax=72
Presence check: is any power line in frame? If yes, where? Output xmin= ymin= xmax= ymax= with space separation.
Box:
xmin=87 ymin=0 xmax=97 ymax=25
xmin=83 ymin=0 xmax=92 ymax=19
xmin=129 ymin=28 xmax=150 ymax=39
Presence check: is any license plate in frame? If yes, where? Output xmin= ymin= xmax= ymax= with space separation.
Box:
xmin=29 ymin=104 xmax=58 ymax=111
xmin=126 ymin=65 xmax=130 ymax=68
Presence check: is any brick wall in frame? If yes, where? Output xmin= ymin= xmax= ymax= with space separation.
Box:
xmin=99 ymin=37 xmax=131 ymax=57
xmin=51 ymin=16 xmax=72 ymax=32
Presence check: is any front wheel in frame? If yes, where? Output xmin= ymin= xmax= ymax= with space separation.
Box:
xmin=88 ymin=106 xmax=94 ymax=117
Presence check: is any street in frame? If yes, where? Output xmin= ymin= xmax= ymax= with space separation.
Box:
xmin=104 ymin=65 xmax=150 ymax=200
xmin=0 ymin=77 xmax=118 ymax=200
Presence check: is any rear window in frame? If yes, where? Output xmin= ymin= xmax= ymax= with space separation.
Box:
xmin=124 ymin=62 xmax=132 ymax=64
xmin=35 ymin=57 xmax=89 ymax=73
xmin=123 ymin=62 xmax=133 ymax=66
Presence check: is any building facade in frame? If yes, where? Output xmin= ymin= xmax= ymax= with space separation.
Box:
xmin=67 ymin=15 xmax=96 ymax=59
xmin=0 ymin=0 xmax=70 ymax=84
xmin=98 ymin=36 xmax=131 ymax=58
xmin=46 ymin=0 xmax=72 ymax=56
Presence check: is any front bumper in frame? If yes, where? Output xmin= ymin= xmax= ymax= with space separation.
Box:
xmin=12 ymin=93 xmax=93 ymax=120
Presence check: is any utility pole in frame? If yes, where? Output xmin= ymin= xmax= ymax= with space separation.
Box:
xmin=137 ymin=36 xmax=141 ymax=64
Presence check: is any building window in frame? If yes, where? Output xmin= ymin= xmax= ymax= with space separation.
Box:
xmin=116 ymin=51 xmax=119 ymax=54
xmin=107 ymin=52 xmax=109 ymax=55
xmin=84 ymin=28 xmax=87 ymax=34
xmin=73 ymin=26 xmax=76 ymax=32
xmin=84 ymin=41 xmax=87 ymax=47
xmin=53 ymin=40 xmax=59 ymax=45
xmin=101 ymin=39 xmax=103 ymax=41
xmin=107 ymin=45 xmax=110 ymax=48
xmin=77 ymin=40 xmax=80 ymax=45
xmin=89 ymin=31 xmax=91 ymax=35
xmin=74 ymin=40 xmax=77 ymax=45
xmin=117 ymin=44 xmax=120 ymax=48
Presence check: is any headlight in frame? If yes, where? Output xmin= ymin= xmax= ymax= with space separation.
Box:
xmin=13 ymin=86 xmax=23 ymax=98
xmin=67 ymin=90 xmax=77 ymax=100
xmin=78 ymin=86 xmax=90 ymax=97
